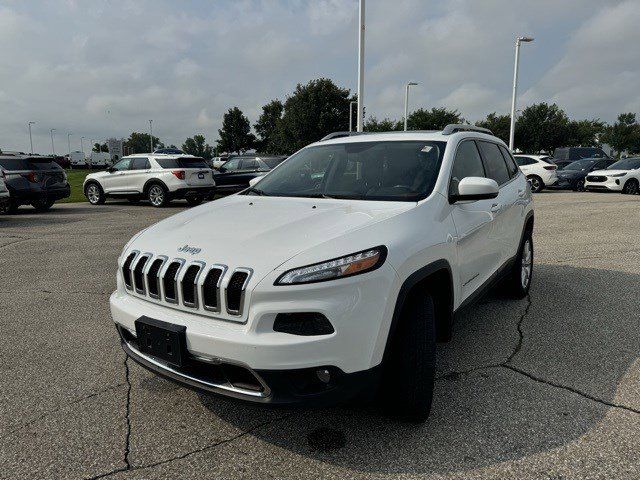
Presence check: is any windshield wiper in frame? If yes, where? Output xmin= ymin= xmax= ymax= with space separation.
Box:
xmin=245 ymin=187 xmax=268 ymax=196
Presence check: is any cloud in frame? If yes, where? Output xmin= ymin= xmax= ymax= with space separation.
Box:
xmin=0 ymin=0 xmax=637 ymax=153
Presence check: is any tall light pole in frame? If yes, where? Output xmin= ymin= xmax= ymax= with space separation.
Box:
xmin=67 ymin=133 xmax=72 ymax=156
xmin=28 ymin=122 xmax=35 ymax=154
xmin=149 ymin=120 xmax=154 ymax=152
xmin=50 ymin=129 xmax=56 ymax=155
xmin=356 ymin=0 xmax=365 ymax=132
xmin=80 ymin=136 xmax=85 ymax=156
xmin=349 ymin=100 xmax=357 ymax=132
xmin=509 ymin=36 xmax=534 ymax=151
xmin=403 ymin=82 xmax=418 ymax=131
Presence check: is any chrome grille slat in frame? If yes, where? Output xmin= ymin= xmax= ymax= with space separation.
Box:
xmin=202 ymin=265 xmax=227 ymax=313
xmin=133 ymin=254 xmax=150 ymax=295
xmin=122 ymin=251 xmax=139 ymax=290
xmin=146 ymin=256 xmax=167 ymax=299
xmin=163 ymin=259 xmax=185 ymax=304
xmin=225 ymin=268 xmax=253 ymax=316
xmin=182 ymin=262 xmax=205 ymax=308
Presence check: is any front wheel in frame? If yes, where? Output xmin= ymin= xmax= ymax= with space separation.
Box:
xmin=622 ymin=179 xmax=639 ymax=195
xmin=380 ymin=294 xmax=436 ymax=423
xmin=504 ymin=230 xmax=533 ymax=298
xmin=85 ymin=183 xmax=105 ymax=205
xmin=574 ymin=180 xmax=585 ymax=192
xmin=147 ymin=183 xmax=169 ymax=207
xmin=527 ymin=176 xmax=544 ymax=193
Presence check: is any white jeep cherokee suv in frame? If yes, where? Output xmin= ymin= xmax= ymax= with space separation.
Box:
xmin=84 ymin=154 xmax=215 ymax=207
xmin=111 ymin=125 xmax=534 ymax=421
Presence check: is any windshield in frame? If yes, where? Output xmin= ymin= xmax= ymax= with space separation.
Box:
xmin=247 ymin=141 xmax=447 ymax=201
xmin=608 ymin=158 xmax=640 ymax=170
xmin=156 ymin=157 xmax=208 ymax=169
xmin=564 ymin=159 xmax=597 ymax=171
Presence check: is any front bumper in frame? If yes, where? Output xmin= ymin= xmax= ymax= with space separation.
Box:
xmin=12 ymin=184 xmax=71 ymax=204
xmin=585 ymin=178 xmax=623 ymax=191
xmin=170 ymin=186 xmax=216 ymax=199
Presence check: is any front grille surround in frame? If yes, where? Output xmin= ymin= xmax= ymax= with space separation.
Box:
xmin=122 ymin=251 xmax=139 ymax=290
xmin=201 ymin=264 xmax=228 ymax=313
xmin=587 ymin=175 xmax=606 ymax=182
xmin=226 ymin=268 xmax=253 ymax=316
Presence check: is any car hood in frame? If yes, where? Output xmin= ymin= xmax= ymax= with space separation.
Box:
xmin=589 ymin=169 xmax=628 ymax=176
xmin=126 ymin=194 xmax=413 ymax=281
xmin=557 ymin=169 xmax=585 ymax=177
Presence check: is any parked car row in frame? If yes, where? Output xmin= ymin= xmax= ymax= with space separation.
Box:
xmin=82 ymin=153 xmax=288 ymax=207
xmin=0 ymin=153 xmax=71 ymax=213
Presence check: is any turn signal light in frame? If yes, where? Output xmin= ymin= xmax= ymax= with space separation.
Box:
xmin=172 ymin=170 xmax=185 ymax=180
xmin=21 ymin=172 xmax=39 ymax=183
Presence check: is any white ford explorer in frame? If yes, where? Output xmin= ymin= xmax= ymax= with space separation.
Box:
xmin=84 ymin=154 xmax=216 ymax=207
xmin=111 ymin=125 xmax=534 ymax=422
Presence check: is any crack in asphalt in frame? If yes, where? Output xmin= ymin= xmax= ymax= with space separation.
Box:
xmin=123 ymin=356 xmax=132 ymax=470
xmin=5 ymin=382 xmax=126 ymax=436
xmin=0 ymin=237 xmax=31 ymax=250
xmin=86 ymin=409 xmax=295 ymax=479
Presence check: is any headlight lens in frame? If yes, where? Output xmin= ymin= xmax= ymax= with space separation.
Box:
xmin=609 ymin=172 xmax=627 ymax=177
xmin=275 ymin=246 xmax=387 ymax=285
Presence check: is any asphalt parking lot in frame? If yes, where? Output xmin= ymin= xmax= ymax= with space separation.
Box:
xmin=1 ymin=192 xmax=639 ymax=480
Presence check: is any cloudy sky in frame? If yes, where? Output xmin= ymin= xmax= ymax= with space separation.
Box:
xmin=1 ymin=0 xmax=639 ymax=153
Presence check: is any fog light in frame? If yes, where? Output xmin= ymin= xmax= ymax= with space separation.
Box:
xmin=316 ymin=368 xmax=331 ymax=384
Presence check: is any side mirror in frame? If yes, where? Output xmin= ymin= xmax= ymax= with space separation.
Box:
xmin=451 ymin=177 xmax=499 ymax=203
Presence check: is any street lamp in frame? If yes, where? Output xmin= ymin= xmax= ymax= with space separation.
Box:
xmin=509 ymin=36 xmax=534 ymax=150
xmin=50 ymin=129 xmax=56 ymax=155
xmin=67 ymin=133 xmax=72 ymax=156
xmin=28 ymin=122 xmax=35 ymax=155
xmin=403 ymin=82 xmax=419 ymax=131
xmin=80 ymin=136 xmax=85 ymax=156
xmin=149 ymin=120 xmax=154 ymax=152
xmin=349 ymin=101 xmax=357 ymax=132
xmin=356 ymin=0 xmax=365 ymax=132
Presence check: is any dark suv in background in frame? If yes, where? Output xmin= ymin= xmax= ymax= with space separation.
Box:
xmin=554 ymin=157 xmax=615 ymax=191
xmin=0 ymin=154 xmax=70 ymax=213
xmin=213 ymin=155 xmax=287 ymax=193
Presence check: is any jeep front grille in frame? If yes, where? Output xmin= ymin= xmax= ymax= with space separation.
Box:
xmin=121 ymin=253 xmax=252 ymax=318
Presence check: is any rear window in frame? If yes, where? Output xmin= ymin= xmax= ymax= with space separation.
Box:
xmin=0 ymin=157 xmax=61 ymax=171
xmin=156 ymin=157 xmax=208 ymax=169
xmin=261 ymin=157 xmax=286 ymax=168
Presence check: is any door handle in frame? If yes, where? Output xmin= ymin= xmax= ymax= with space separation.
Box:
xmin=490 ymin=203 xmax=501 ymax=213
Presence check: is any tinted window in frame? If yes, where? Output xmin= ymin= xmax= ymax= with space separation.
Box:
xmin=478 ymin=141 xmax=510 ymax=185
xmin=156 ymin=157 xmax=208 ymax=169
xmin=499 ymin=146 xmax=519 ymax=177
xmin=449 ymin=141 xmax=485 ymax=196
xmin=565 ymin=159 xmax=597 ymax=171
xmin=252 ymin=141 xmax=446 ymax=201
xmin=514 ymin=156 xmax=535 ymax=166
xmin=131 ymin=158 xmax=150 ymax=170
xmin=0 ymin=158 xmax=31 ymax=170
xmin=222 ymin=158 xmax=241 ymax=171
xmin=0 ymin=157 xmax=60 ymax=171
xmin=262 ymin=157 xmax=286 ymax=168
xmin=608 ymin=158 xmax=640 ymax=170
xmin=240 ymin=158 xmax=260 ymax=170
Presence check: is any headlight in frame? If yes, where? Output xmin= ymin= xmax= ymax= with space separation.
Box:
xmin=275 ymin=246 xmax=387 ymax=285
xmin=609 ymin=173 xmax=627 ymax=177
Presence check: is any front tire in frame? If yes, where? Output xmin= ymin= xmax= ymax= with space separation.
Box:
xmin=527 ymin=175 xmax=544 ymax=193
xmin=147 ymin=183 xmax=169 ymax=207
xmin=381 ymin=293 xmax=436 ymax=423
xmin=574 ymin=179 xmax=585 ymax=192
xmin=85 ymin=182 xmax=105 ymax=205
xmin=504 ymin=229 xmax=533 ymax=299
xmin=622 ymin=179 xmax=639 ymax=195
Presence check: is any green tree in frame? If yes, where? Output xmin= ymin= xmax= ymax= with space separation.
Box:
xmin=92 ymin=142 xmax=109 ymax=153
xmin=216 ymin=107 xmax=255 ymax=154
xmin=182 ymin=134 xmax=213 ymax=159
xmin=364 ymin=116 xmax=402 ymax=132
xmin=254 ymin=100 xmax=284 ymax=154
xmin=476 ymin=112 xmax=511 ymax=144
xmin=274 ymin=78 xmax=353 ymax=153
xmin=124 ymin=132 xmax=163 ymax=154
xmin=566 ymin=119 xmax=606 ymax=147
xmin=514 ymin=103 xmax=570 ymax=153
xmin=600 ymin=113 xmax=640 ymax=155
xmin=407 ymin=107 xmax=464 ymax=130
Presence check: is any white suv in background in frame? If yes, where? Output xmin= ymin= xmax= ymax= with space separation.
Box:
xmin=110 ymin=125 xmax=534 ymax=422
xmin=0 ymin=170 xmax=10 ymax=212
xmin=84 ymin=154 xmax=216 ymax=207
xmin=584 ymin=157 xmax=640 ymax=194
xmin=514 ymin=154 xmax=558 ymax=192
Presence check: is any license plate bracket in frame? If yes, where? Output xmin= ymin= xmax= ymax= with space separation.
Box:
xmin=135 ymin=316 xmax=187 ymax=368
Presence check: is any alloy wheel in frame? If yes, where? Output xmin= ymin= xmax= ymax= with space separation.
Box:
xmin=149 ymin=185 xmax=164 ymax=206
xmin=87 ymin=185 xmax=100 ymax=204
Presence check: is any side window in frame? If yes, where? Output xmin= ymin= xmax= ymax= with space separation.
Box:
xmin=240 ymin=159 xmax=260 ymax=170
xmin=448 ymin=140 xmax=485 ymax=196
xmin=478 ymin=141 xmax=511 ymax=186
xmin=131 ymin=157 xmax=149 ymax=170
xmin=112 ymin=159 xmax=131 ymax=171
xmin=595 ymin=160 xmax=608 ymax=169
xmin=515 ymin=156 xmax=535 ymax=166
xmin=499 ymin=145 xmax=519 ymax=177
xmin=222 ymin=158 xmax=240 ymax=171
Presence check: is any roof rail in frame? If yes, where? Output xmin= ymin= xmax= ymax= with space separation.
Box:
xmin=320 ymin=131 xmax=368 ymax=141
xmin=442 ymin=124 xmax=493 ymax=136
